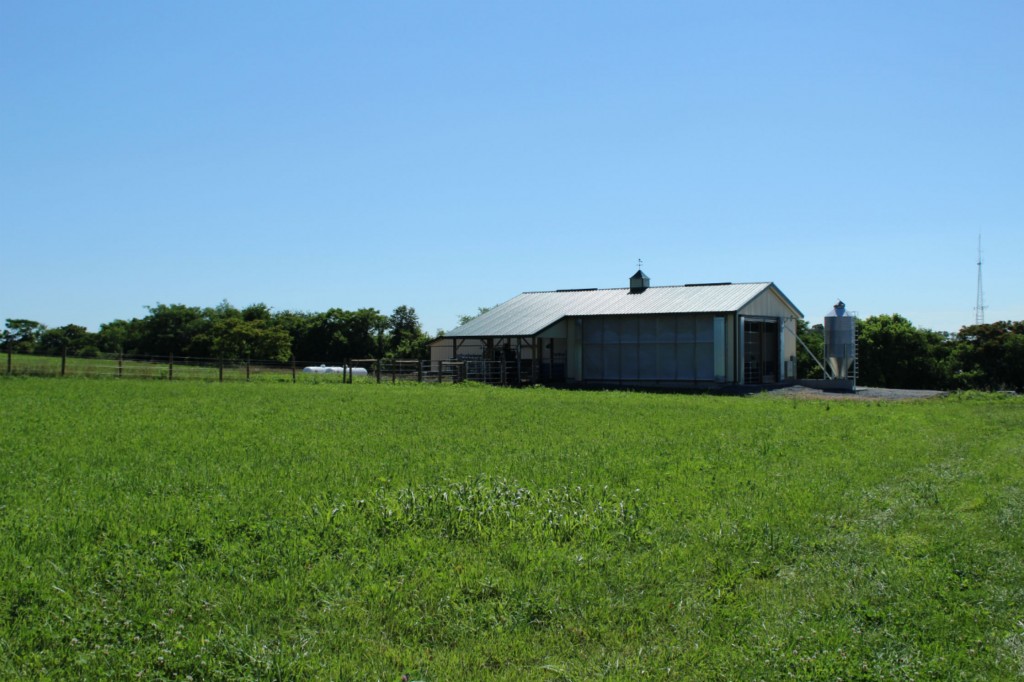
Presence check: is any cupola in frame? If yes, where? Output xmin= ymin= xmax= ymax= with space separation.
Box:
xmin=629 ymin=269 xmax=650 ymax=294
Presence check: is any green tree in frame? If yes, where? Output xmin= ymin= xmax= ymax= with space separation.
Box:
xmin=297 ymin=308 xmax=387 ymax=362
xmin=271 ymin=310 xmax=314 ymax=361
xmin=242 ymin=303 xmax=272 ymax=323
xmin=387 ymin=305 xmax=428 ymax=358
xmin=96 ymin=319 xmax=145 ymax=355
xmin=207 ymin=317 xmax=292 ymax=363
xmin=207 ymin=300 xmax=242 ymax=321
xmin=37 ymin=324 xmax=96 ymax=357
xmin=954 ymin=321 xmax=1024 ymax=391
xmin=137 ymin=304 xmax=209 ymax=356
xmin=3 ymin=319 xmax=45 ymax=354
xmin=795 ymin=319 xmax=825 ymax=379
xmin=857 ymin=314 xmax=952 ymax=389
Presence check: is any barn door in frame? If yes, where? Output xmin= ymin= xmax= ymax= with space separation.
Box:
xmin=743 ymin=319 xmax=780 ymax=384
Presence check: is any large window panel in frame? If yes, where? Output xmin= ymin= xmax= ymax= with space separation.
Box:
xmin=656 ymin=343 xmax=677 ymax=379
xmin=583 ymin=345 xmax=603 ymax=379
xmin=584 ymin=314 xmax=728 ymax=383
xmin=638 ymin=345 xmax=658 ymax=379
xmin=604 ymin=318 xmax=622 ymax=344
xmin=638 ymin=317 xmax=657 ymax=344
xmin=695 ymin=342 xmax=714 ymax=380
xmin=695 ymin=315 xmax=714 ymax=342
xmin=677 ymin=316 xmax=696 ymax=342
xmin=714 ymin=316 xmax=726 ymax=380
xmin=619 ymin=317 xmax=638 ymax=344
xmin=602 ymin=345 xmax=621 ymax=379
xmin=620 ymin=344 xmax=639 ymax=379
xmin=656 ymin=316 xmax=675 ymax=343
xmin=677 ymin=342 xmax=697 ymax=380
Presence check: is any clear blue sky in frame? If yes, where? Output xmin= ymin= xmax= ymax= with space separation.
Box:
xmin=2 ymin=1 xmax=1021 ymax=335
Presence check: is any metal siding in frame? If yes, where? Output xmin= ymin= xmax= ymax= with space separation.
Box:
xmin=782 ymin=315 xmax=798 ymax=377
xmin=738 ymin=287 xmax=801 ymax=320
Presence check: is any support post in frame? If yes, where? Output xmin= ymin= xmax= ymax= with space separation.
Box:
xmin=246 ymin=357 xmax=251 ymax=382
xmin=516 ymin=338 xmax=522 ymax=384
xmin=292 ymin=357 xmax=296 ymax=383
xmin=7 ymin=344 xmax=12 ymax=375
xmin=219 ymin=360 xmax=224 ymax=383
xmin=61 ymin=346 xmax=67 ymax=377
xmin=169 ymin=354 xmax=173 ymax=381
xmin=118 ymin=352 xmax=123 ymax=379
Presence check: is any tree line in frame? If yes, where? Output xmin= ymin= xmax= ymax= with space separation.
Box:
xmin=2 ymin=302 xmax=432 ymax=364
xmin=3 ymin=307 xmax=1021 ymax=390
xmin=796 ymin=314 xmax=1023 ymax=392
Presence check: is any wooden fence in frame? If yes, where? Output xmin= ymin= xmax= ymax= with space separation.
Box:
xmin=3 ymin=348 xmax=537 ymax=386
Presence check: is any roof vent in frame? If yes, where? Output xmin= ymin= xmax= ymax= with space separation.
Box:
xmin=629 ymin=269 xmax=650 ymax=294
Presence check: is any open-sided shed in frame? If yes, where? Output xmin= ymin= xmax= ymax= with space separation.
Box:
xmin=432 ymin=271 xmax=803 ymax=388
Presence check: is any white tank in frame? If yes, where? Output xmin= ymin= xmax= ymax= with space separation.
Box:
xmin=824 ymin=301 xmax=856 ymax=379
xmin=302 ymin=365 xmax=369 ymax=375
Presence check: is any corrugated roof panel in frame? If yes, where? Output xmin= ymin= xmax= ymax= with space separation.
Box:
xmin=445 ymin=282 xmax=799 ymax=338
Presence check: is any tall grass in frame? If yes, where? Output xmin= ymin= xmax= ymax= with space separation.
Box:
xmin=0 ymin=378 xmax=1021 ymax=680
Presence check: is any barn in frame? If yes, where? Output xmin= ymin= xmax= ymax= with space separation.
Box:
xmin=431 ymin=271 xmax=804 ymax=388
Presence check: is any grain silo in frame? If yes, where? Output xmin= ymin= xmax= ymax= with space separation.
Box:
xmin=824 ymin=300 xmax=856 ymax=385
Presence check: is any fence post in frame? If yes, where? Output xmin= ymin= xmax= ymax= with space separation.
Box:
xmin=246 ymin=357 xmax=251 ymax=382
xmin=375 ymin=359 xmax=381 ymax=384
xmin=61 ymin=346 xmax=67 ymax=377
xmin=118 ymin=352 xmax=123 ymax=378
xmin=168 ymin=354 xmax=173 ymax=381
xmin=219 ymin=360 xmax=224 ymax=383
xmin=6 ymin=344 xmax=11 ymax=375
xmin=417 ymin=360 xmax=423 ymax=383
xmin=292 ymin=357 xmax=296 ymax=383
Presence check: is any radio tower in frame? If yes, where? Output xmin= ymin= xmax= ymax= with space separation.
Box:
xmin=974 ymin=235 xmax=986 ymax=325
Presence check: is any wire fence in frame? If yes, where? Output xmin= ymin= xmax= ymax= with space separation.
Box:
xmin=2 ymin=349 xmax=539 ymax=386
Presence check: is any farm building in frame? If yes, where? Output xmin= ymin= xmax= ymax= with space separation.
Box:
xmin=430 ymin=271 xmax=803 ymax=387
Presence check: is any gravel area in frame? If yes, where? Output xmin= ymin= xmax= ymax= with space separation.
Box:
xmin=752 ymin=384 xmax=948 ymax=401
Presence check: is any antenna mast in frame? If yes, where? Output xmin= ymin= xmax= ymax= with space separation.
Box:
xmin=974 ymin=235 xmax=986 ymax=325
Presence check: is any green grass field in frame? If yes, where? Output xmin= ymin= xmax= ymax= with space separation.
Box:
xmin=1 ymin=378 xmax=1022 ymax=680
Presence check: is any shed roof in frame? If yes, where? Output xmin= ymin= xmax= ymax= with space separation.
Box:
xmin=445 ymin=282 xmax=803 ymax=338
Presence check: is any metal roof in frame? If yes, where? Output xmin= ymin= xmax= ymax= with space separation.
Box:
xmin=445 ymin=282 xmax=803 ymax=338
